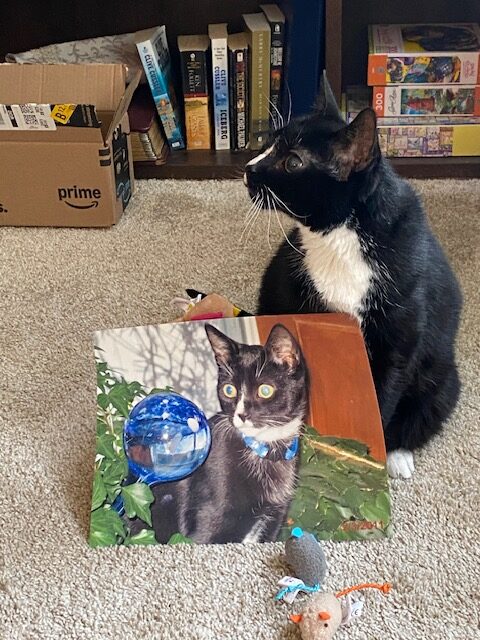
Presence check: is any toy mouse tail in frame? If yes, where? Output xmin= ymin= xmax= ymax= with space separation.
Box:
xmin=335 ymin=582 xmax=392 ymax=599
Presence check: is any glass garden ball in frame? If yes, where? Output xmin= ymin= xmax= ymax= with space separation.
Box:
xmin=123 ymin=392 xmax=211 ymax=484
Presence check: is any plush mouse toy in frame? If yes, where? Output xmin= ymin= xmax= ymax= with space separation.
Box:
xmin=276 ymin=527 xmax=328 ymax=601
xmin=290 ymin=592 xmax=342 ymax=640
xmin=277 ymin=528 xmax=391 ymax=639
xmin=289 ymin=583 xmax=391 ymax=640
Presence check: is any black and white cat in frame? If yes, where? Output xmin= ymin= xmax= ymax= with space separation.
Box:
xmin=244 ymin=75 xmax=462 ymax=479
xmin=128 ymin=323 xmax=309 ymax=543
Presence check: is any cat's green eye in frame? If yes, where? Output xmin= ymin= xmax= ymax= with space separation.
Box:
xmin=223 ymin=384 xmax=237 ymax=399
xmin=284 ymin=153 xmax=303 ymax=172
xmin=258 ymin=384 xmax=275 ymax=399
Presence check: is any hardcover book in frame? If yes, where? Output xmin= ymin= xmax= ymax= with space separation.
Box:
xmin=128 ymin=84 xmax=168 ymax=162
xmin=89 ymin=314 xmax=391 ymax=547
xmin=368 ymin=23 xmax=480 ymax=86
xmin=178 ymin=35 xmax=212 ymax=150
xmin=373 ymin=85 xmax=480 ymax=117
xmin=135 ymin=26 xmax=185 ymax=150
xmin=208 ymin=23 xmax=231 ymax=150
xmin=261 ymin=4 xmax=286 ymax=127
xmin=243 ymin=12 xmax=271 ymax=149
xmin=228 ymin=33 xmax=249 ymax=150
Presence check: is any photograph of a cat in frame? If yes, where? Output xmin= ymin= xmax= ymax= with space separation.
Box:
xmin=244 ymin=74 xmax=462 ymax=479
xmin=128 ymin=322 xmax=310 ymax=544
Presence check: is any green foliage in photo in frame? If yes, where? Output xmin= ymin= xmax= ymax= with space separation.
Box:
xmin=89 ymin=352 xmax=193 ymax=547
xmin=280 ymin=425 xmax=391 ymax=541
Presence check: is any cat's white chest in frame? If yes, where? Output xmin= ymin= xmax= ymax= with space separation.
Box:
xmin=298 ymin=224 xmax=374 ymax=323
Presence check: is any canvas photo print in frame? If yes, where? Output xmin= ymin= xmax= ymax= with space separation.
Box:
xmin=90 ymin=314 xmax=391 ymax=547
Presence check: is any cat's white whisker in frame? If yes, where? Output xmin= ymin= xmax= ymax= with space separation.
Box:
xmin=256 ymin=354 xmax=268 ymax=378
xmin=244 ymin=198 xmax=261 ymax=229
xmin=244 ymin=193 xmax=261 ymax=220
xmin=266 ymin=104 xmax=280 ymax=131
xmin=268 ymin=191 xmax=303 ymax=256
xmin=241 ymin=189 xmax=265 ymax=243
xmin=219 ymin=362 xmax=234 ymax=377
xmin=244 ymin=208 xmax=263 ymax=242
xmin=267 ymin=209 xmax=272 ymax=250
xmin=267 ymin=95 xmax=284 ymax=130
xmin=263 ymin=93 xmax=283 ymax=131
xmin=269 ymin=188 xmax=307 ymax=220
xmin=242 ymin=193 xmax=262 ymax=236
xmin=275 ymin=208 xmax=305 ymax=256
xmin=286 ymin=84 xmax=292 ymax=124
xmin=266 ymin=189 xmax=276 ymax=249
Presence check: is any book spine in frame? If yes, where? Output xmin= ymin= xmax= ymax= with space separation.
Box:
xmin=267 ymin=18 xmax=285 ymax=126
xmin=180 ymin=48 xmax=212 ymax=149
xmin=184 ymin=98 xmax=211 ymax=150
xmin=137 ymin=35 xmax=185 ymax=149
xmin=368 ymin=52 xmax=480 ymax=86
xmin=373 ymin=85 xmax=480 ymax=117
xmin=249 ymin=28 xmax=271 ymax=150
xmin=228 ymin=48 xmax=237 ymax=149
xmin=233 ymin=47 xmax=248 ymax=150
xmin=211 ymin=36 xmax=231 ymax=150
xmin=377 ymin=122 xmax=480 ymax=157
xmin=180 ymin=49 xmax=209 ymax=97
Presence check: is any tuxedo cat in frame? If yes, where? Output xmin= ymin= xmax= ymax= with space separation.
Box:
xmin=244 ymin=75 xmax=462 ymax=479
xmin=177 ymin=323 xmax=309 ymax=543
xmin=127 ymin=323 xmax=309 ymax=543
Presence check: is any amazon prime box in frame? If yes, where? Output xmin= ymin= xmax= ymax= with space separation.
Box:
xmin=0 ymin=63 xmax=140 ymax=226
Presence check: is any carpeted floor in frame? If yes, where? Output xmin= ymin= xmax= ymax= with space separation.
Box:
xmin=0 ymin=178 xmax=479 ymax=640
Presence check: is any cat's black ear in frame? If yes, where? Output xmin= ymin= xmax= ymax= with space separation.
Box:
xmin=314 ymin=71 xmax=345 ymax=122
xmin=205 ymin=324 xmax=237 ymax=368
xmin=265 ymin=324 xmax=301 ymax=370
xmin=332 ymin=108 xmax=379 ymax=179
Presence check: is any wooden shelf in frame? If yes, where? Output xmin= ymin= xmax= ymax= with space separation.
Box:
xmin=134 ymin=153 xmax=479 ymax=180
xmin=134 ymin=150 xmax=254 ymax=180
xmin=389 ymin=157 xmax=480 ymax=179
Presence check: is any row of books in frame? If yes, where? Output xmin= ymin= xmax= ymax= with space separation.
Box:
xmin=343 ymin=23 xmax=480 ymax=158
xmin=132 ymin=5 xmax=286 ymax=156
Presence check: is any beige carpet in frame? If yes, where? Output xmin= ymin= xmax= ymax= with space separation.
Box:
xmin=0 ymin=178 xmax=479 ymax=640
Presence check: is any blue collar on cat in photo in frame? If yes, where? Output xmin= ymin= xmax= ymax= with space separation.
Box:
xmin=242 ymin=434 xmax=299 ymax=461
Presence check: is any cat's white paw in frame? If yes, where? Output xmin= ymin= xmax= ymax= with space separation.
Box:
xmin=387 ymin=449 xmax=415 ymax=479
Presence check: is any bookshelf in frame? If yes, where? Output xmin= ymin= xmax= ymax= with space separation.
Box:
xmin=1 ymin=0 xmax=479 ymax=179
xmin=135 ymin=151 xmax=254 ymax=180
xmin=325 ymin=0 xmax=480 ymax=179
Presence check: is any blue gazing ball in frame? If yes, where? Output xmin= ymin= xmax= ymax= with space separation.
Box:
xmin=123 ymin=392 xmax=211 ymax=485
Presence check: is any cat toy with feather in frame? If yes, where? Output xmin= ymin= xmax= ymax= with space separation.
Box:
xmin=277 ymin=528 xmax=391 ymax=640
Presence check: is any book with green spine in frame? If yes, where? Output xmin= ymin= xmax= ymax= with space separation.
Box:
xmin=243 ymin=12 xmax=271 ymax=150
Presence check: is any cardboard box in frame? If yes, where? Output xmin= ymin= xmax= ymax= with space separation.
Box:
xmin=0 ymin=64 xmax=140 ymax=227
